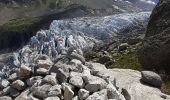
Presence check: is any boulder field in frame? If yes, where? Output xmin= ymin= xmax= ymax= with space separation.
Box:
xmin=0 ymin=48 xmax=169 ymax=100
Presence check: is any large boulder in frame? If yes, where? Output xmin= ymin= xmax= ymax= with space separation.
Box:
xmin=141 ymin=71 xmax=162 ymax=87
xmin=138 ymin=0 xmax=170 ymax=74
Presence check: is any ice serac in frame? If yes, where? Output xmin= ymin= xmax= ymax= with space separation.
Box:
xmin=31 ymin=11 xmax=150 ymax=54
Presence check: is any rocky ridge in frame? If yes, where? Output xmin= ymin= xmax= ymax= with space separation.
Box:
xmin=0 ymin=48 xmax=169 ymax=100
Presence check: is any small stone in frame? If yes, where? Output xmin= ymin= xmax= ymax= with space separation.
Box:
xmin=0 ymin=96 xmax=12 ymax=100
xmin=48 ymin=85 xmax=62 ymax=97
xmin=11 ymin=80 xmax=25 ymax=91
xmin=86 ymin=89 xmax=107 ymax=100
xmin=26 ymin=76 xmax=42 ymax=86
xmin=15 ymin=89 xmax=30 ymax=100
xmin=0 ymin=79 xmax=10 ymax=89
xmin=32 ymin=84 xmax=52 ymax=99
xmin=69 ymin=76 xmax=84 ymax=88
xmin=8 ymin=73 xmax=18 ymax=82
xmin=141 ymin=71 xmax=162 ymax=87
xmin=36 ymin=68 xmax=48 ymax=75
xmin=70 ymin=72 xmax=82 ymax=78
xmin=62 ymin=83 xmax=75 ymax=91
xmin=45 ymin=97 xmax=60 ymax=100
xmin=106 ymin=83 xmax=122 ymax=99
xmin=42 ymin=75 xmax=57 ymax=85
xmin=83 ymin=75 xmax=108 ymax=92
xmin=78 ymin=89 xmax=89 ymax=100
xmin=118 ymin=43 xmax=129 ymax=51
xmin=37 ymin=59 xmax=53 ymax=69
xmin=64 ymin=86 xmax=74 ymax=100
xmin=88 ymin=63 xmax=107 ymax=75
xmin=9 ymin=87 xmax=20 ymax=98
xmin=19 ymin=64 xmax=31 ymax=79
xmin=68 ymin=52 xmax=85 ymax=64
xmin=56 ymin=68 xmax=69 ymax=83
xmin=72 ymin=96 xmax=79 ymax=100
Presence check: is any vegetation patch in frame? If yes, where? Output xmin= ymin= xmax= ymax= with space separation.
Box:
xmin=162 ymin=82 xmax=170 ymax=95
xmin=110 ymin=43 xmax=142 ymax=70
xmin=0 ymin=17 xmax=41 ymax=33
xmin=48 ymin=0 xmax=64 ymax=9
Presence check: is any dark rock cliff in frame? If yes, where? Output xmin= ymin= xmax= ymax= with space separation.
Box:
xmin=138 ymin=0 xmax=170 ymax=76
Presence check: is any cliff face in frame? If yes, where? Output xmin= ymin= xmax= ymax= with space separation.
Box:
xmin=138 ymin=0 xmax=170 ymax=75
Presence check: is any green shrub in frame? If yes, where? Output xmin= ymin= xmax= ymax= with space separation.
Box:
xmin=0 ymin=17 xmax=41 ymax=32
xmin=110 ymin=43 xmax=142 ymax=70
xmin=48 ymin=0 xmax=63 ymax=9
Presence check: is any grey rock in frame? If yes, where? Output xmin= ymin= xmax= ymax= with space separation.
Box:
xmin=11 ymin=80 xmax=26 ymax=91
xmin=72 ymin=96 xmax=79 ymax=100
xmin=86 ymin=89 xmax=107 ymax=100
xmin=56 ymin=68 xmax=69 ymax=83
xmin=62 ymin=83 xmax=75 ymax=92
xmin=83 ymin=75 xmax=108 ymax=92
xmin=45 ymin=97 xmax=60 ymax=100
xmin=138 ymin=0 xmax=170 ymax=74
xmin=87 ymin=63 xmax=107 ymax=75
xmin=118 ymin=43 xmax=129 ymax=51
xmin=26 ymin=76 xmax=42 ymax=86
xmin=42 ymin=75 xmax=57 ymax=85
xmin=8 ymin=73 xmax=18 ymax=82
xmin=0 ymin=96 xmax=12 ymax=100
xmin=8 ymin=87 xmax=20 ymax=98
xmin=68 ymin=52 xmax=85 ymax=64
xmin=19 ymin=64 xmax=31 ymax=79
xmin=69 ymin=76 xmax=84 ymax=88
xmin=121 ymin=88 xmax=131 ymax=100
xmin=48 ymin=85 xmax=62 ymax=97
xmin=2 ymin=86 xmax=20 ymax=97
xmin=64 ymin=86 xmax=74 ymax=100
xmin=70 ymin=72 xmax=82 ymax=78
xmin=32 ymin=84 xmax=52 ymax=99
xmin=49 ymin=62 xmax=70 ymax=74
xmin=37 ymin=59 xmax=53 ymax=70
xmin=15 ymin=89 xmax=30 ymax=100
xmin=106 ymin=83 xmax=122 ymax=100
xmin=36 ymin=68 xmax=48 ymax=75
xmin=0 ymin=79 xmax=10 ymax=89
xmin=141 ymin=71 xmax=162 ymax=87
xmin=78 ymin=89 xmax=89 ymax=100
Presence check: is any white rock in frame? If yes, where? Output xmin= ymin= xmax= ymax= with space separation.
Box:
xmin=45 ymin=97 xmax=60 ymax=100
xmin=64 ymin=86 xmax=74 ymax=100
xmin=106 ymin=83 xmax=124 ymax=100
xmin=0 ymin=79 xmax=10 ymax=89
xmin=69 ymin=76 xmax=84 ymax=88
xmin=86 ymin=89 xmax=107 ymax=100
xmin=83 ymin=75 xmax=108 ymax=92
xmin=42 ymin=75 xmax=57 ymax=85
xmin=78 ymin=89 xmax=89 ymax=100
xmin=48 ymin=85 xmax=62 ymax=97
xmin=87 ymin=63 xmax=107 ymax=75
xmin=36 ymin=68 xmax=48 ymax=75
